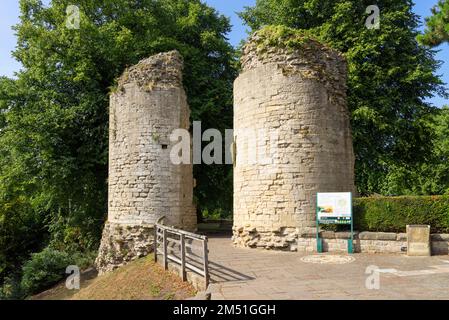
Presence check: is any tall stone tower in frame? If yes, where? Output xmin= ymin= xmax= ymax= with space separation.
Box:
xmin=96 ymin=51 xmax=196 ymax=274
xmin=233 ymin=27 xmax=355 ymax=250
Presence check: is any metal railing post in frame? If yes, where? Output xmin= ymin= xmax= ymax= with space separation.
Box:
xmin=180 ymin=234 xmax=186 ymax=281
xmin=154 ymin=225 xmax=158 ymax=263
xmin=163 ymin=228 xmax=168 ymax=270
xmin=203 ymin=239 xmax=209 ymax=288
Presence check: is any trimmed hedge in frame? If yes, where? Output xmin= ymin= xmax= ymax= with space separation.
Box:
xmin=353 ymin=196 xmax=449 ymax=233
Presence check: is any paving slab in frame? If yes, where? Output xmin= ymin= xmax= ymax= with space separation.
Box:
xmin=207 ymin=236 xmax=449 ymax=300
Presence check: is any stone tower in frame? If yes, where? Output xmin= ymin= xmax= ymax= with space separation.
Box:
xmin=233 ymin=28 xmax=355 ymax=250
xmin=96 ymin=51 xmax=196 ymax=274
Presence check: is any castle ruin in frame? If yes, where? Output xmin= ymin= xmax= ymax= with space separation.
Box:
xmin=96 ymin=51 xmax=196 ymax=274
xmin=232 ymin=29 xmax=355 ymax=250
xmin=95 ymin=29 xmax=356 ymax=274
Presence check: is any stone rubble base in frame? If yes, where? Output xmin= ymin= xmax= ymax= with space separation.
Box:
xmin=233 ymin=226 xmax=449 ymax=255
xmin=95 ymin=222 xmax=155 ymax=275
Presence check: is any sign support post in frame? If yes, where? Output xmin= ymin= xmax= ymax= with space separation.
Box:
xmin=316 ymin=197 xmax=323 ymax=253
xmin=348 ymin=192 xmax=354 ymax=254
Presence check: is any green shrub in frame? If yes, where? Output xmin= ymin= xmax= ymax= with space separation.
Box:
xmin=0 ymin=276 xmax=25 ymax=300
xmin=20 ymin=247 xmax=72 ymax=296
xmin=72 ymin=251 xmax=97 ymax=270
xmin=201 ymin=208 xmax=233 ymax=221
xmin=354 ymin=196 xmax=449 ymax=233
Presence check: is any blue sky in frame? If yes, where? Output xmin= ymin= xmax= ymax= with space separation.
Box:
xmin=1 ymin=0 xmax=448 ymax=107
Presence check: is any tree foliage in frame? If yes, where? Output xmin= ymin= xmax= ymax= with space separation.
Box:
xmin=20 ymin=247 xmax=71 ymax=295
xmin=240 ymin=0 xmax=447 ymax=195
xmin=418 ymin=0 xmax=449 ymax=47
xmin=385 ymin=106 xmax=449 ymax=196
xmin=0 ymin=0 xmax=235 ymax=285
xmin=1 ymin=0 xmax=449 ymax=297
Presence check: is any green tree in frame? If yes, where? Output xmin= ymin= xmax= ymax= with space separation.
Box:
xmin=0 ymin=0 xmax=235 ymax=283
xmin=240 ymin=0 xmax=447 ymax=195
xmin=379 ymin=106 xmax=449 ymax=195
xmin=426 ymin=106 xmax=449 ymax=194
xmin=418 ymin=0 xmax=449 ymax=46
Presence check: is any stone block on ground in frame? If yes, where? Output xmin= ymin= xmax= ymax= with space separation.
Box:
xmin=407 ymin=225 xmax=431 ymax=256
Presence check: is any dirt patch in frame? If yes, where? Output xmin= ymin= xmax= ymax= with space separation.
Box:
xmin=32 ymin=256 xmax=196 ymax=300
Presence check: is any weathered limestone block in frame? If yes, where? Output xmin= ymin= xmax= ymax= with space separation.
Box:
xmin=359 ymin=232 xmax=397 ymax=241
xmin=96 ymin=51 xmax=196 ymax=274
xmin=95 ymin=223 xmax=154 ymax=273
xmin=232 ymin=226 xmax=298 ymax=251
xmin=233 ymin=28 xmax=355 ymax=250
xmin=297 ymin=231 xmax=448 ymax=255
xmin=431 ymin=234 xmax=449 ymax=255
xmin=407 ymin=225 xmax=431 ymax=256
xmin=397 ymin=233 xmax=407 ymax=241
xmin=431 ymin=233 xmax=449 ymax=241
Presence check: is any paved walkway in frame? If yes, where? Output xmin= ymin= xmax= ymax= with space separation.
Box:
xmin=206 ymin=235 xmax=449 ymax=300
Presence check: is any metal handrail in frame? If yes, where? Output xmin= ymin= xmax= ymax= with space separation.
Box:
xmin=154 ymin=223 xmax=209 ymax=288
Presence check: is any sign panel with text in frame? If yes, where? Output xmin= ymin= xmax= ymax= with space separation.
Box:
xmin=317 ymin=192 xmax=352 ymax=224
xmin=316 ymin=192 xmax=354 ymax=253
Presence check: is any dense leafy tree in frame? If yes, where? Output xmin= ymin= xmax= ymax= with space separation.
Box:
xmin=418 ymin=0 xmax=449 ymax=46
xmin=239 ymin=0 xmax=447 ymax=195
xmin=426 ymin=106 xmax=449 ymax=194
xmin=384 ymin=106 xmax=449 ymax=195
xmin=0 ymin=0 xmax=235 ymax=284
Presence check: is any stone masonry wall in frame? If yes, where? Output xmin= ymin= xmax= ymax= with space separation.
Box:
xmin=297 ymin=231 xmax=449 ymax=255
xmin=233 ymin=30 xmax=355 ymax=250
xmin=96 ymin=51 xmax=196 ymax=274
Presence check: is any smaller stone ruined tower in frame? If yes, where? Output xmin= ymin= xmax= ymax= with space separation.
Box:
xmin=233 ymin=27 xmax=355 ymax=250
xmin=96 ymin=51 xmax=196 ymax=274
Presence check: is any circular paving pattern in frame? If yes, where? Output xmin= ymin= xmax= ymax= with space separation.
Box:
xmin=301 ymin=254 xmax=355 ymax=264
